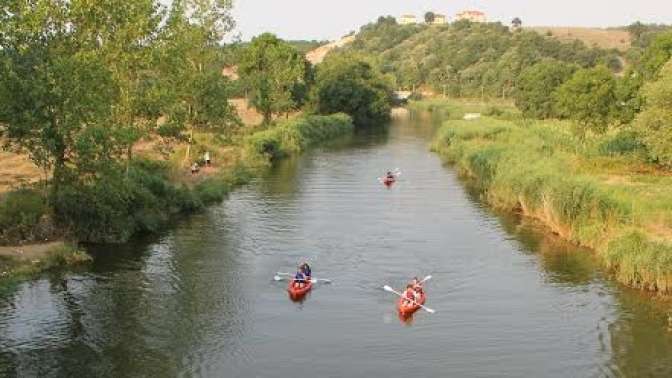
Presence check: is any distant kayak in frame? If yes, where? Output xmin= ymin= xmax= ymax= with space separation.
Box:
xmin=397 ymin=292 xmax=426 ymax=316
xmin=383 ymin=177 xmax=396 ymax=186
xmin=287 ymin=278 xmax=312 ymax=297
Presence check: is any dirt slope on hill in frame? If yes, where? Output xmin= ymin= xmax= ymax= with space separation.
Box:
xmin=527 ymin=26 xmax=631 ymax=51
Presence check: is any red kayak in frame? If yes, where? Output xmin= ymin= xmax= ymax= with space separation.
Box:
xmin=383 ymin=177 xmax=395 ymax=186
xmin=397 ymin=292 xmax=426 ymax=316
xmin=287 ymin=278 xmax=312 ymax=297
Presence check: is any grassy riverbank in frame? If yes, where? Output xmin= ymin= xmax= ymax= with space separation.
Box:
xmin=421 ymin=99 xmax=672 ymax=295
xmin=0 ymin=242 xmax=91 ymax=291
xmin=0 ymin=113 xmax=353 ymax=286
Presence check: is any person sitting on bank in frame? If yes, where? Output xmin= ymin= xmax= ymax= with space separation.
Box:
xmin=204 ymin=151 xmax=211 ymax=166
xmin=191 ymin=162 xmax=200 ymax=175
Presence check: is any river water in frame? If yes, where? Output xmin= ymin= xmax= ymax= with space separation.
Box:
xmin=1 ymin=115 xmax=671 ymax=377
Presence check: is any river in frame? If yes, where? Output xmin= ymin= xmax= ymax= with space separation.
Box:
xmin=1 ymin=114 xmax=671 ymax=377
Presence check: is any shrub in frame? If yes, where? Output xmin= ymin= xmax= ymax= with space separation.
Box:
xmin=0 ymin=189 xmax=49 ymax=243
xmin=245 ymin=114 xmax=353 ymax=162
xmin=598 ymin=130 xmax=646 ymax=156
xmin=53 ymin=160 xmax=205 ymax=243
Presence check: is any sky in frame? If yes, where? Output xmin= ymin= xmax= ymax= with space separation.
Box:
xmin=230 ymin=0 xmax=671 ymax=41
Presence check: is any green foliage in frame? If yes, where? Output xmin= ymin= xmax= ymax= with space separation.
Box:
xmin=429 ymin=99 xmax=672 ymax=294
xmin=238 ymin=33 xmax=311 ymax=124
xmin=52 ymin=160 xmax=202 ymax=242
xmin=310 ymin=53 xmax=393 ymax=127
xmin=635 ymin=59 xmax=672 ymax=168
xmin=345 ymin=19 xmax=620 ymax=97
xmin=637 ymin=30 xmax=672 ymax=79
xmin=598 ymin=130 xmax=646 ymax=156
xmin=245 ymin=114 xmax=354 ymax=162
xmin=515 ymin=59 xmax=577 ymax=118
xmin=553 ymin=66 xmax=618 ymax=133
xmin=0 ymin=189 xmax=49 ymax=244
xmin=605 ymin=232 xmax=672 ymax=293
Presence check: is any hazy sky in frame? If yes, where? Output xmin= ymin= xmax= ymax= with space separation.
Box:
xmin=231 ymin=0 xmax=671 ymax=41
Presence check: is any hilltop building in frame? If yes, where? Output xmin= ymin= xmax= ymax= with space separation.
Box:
xmin=430 ymin=14 xmax=447 ymax=25
xmin=455 ymin=10 xmax=486 ymax=23
xmin=398 ymin=14 xmax=417 ymax=25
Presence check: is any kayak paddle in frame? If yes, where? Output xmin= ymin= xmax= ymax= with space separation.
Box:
xmin=383 ymin=285 xmax=435 ymax=314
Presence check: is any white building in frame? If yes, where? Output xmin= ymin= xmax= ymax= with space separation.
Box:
xmin=431 ymin=14 xmax=447 ymax=25
xmin=455 ymin=10 xmax=486 ymax=23
xmin=398 ymin=14 xmax=417 ymax=25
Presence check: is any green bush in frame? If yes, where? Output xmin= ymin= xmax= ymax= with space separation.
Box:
xmin=0 ymin=189 xmax=48 ymax=243
xmin=53 ymin=160 xmax=204 ymax=243
xmin=245 ymin=113 xmax=353 ymax=162
xmin=598 ymin=130 xmax=646 ymax=156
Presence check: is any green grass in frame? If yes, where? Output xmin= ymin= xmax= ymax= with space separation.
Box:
xmin=425 ymin=98 xmax=672 ymax=295
xmin=0 ymin=244 xmax=91 ymax=292
xmin=245 ymin=113 xmax=353 ymax=163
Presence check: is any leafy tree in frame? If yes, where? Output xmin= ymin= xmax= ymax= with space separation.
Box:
xmin=0 ymin=0 xmax=158 ymax=190
xmin=637 ymin=31 xmax=672 ymax=79
xmin=514 ymin=59 xmax=577 ymax=118
xmin=238 ymin=33 xmax=310 ymax=124
xmin=153 ymin=2 xmax=239 ymax=163
xmin=553 ymin=66 xmax=618 ymax=134
xmin=512 ymin=17 xmax=522 ymax=28
xmin=635 ymin=59 xmax=672 ymax=168
xmin=425 ymin=12 xmax=436 ymax=24
xmin=310 ymin=53 xmax=393 ymax=127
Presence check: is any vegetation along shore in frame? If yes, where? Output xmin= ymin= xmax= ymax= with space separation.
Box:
xmin=0 ymin=1 xmax=391 ymax=285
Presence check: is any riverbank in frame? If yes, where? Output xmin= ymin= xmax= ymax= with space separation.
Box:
xmin=0 ymin=242 xmax=91 ymax=289
xmin=0 ymin=113 xmax=353 ymax=286
xmin=420 ymin=98 xmax=672 ymax=295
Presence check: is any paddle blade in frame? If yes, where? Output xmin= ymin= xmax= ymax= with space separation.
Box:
xmin=273 ymin=275 xmax=284 ymax=281
xmin=425 ymin=308 xmax=436 ymax=314
xmin=383 ymin=285 xmax=393 ymax=292
xmin=421 ymin=275 xmax=432 ymax=283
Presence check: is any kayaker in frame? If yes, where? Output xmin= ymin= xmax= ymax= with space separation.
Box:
xmin=386 ymin=171 xmax=395 ymax=180
xmin=403 ymin=284 xmax=415 ymax=305
xmin=294 ymin=270 xmax=307 ymax=289
xmin=411 ymin=277 xmax=424 ymax=294
xmin=300 ymin=262 xmax=311 ymax=278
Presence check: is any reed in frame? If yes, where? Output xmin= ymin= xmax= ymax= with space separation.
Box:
xmin=427 ymin=99 xmax=672 ymax=295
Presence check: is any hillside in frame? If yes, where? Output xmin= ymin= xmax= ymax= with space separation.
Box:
xmin=305 ymin=35 xmax=355 ymax=64
xmin=527 ymin=26 xmax=631 ymax=51
xmin=342 ymin=18 xmax=624 ymax=97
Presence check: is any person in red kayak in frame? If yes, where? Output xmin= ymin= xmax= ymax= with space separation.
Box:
xmin=402 ymin=284 xmax=415 ymax=306
xmin=293 ymin=269 xmax=307 ymax=289
xmin=386 ymin=171 xmax=395 ymax=181
xmin=300 ymin=262 xmax=311 ymax=279
xmin=411 ymin=276 xmax=424 ymax=294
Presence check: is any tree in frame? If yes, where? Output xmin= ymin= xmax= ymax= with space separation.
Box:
xmin=512 ymin=17 xmax=522 ymax=29
xmin=424 ymin=12 xmax=436 ymax=24
xmin=238 ymin=33 xmax=310 ymax=124
xmin=553 ymin=66 xmax=618 ymax=134
xmin=514 ymin=59 xmax=577 ymax=118
xmin=635 ymin=59 xmax=672 ymax=168
xmin=0 ymin=0 xmax=160 ymax=191
xmin=637 ymin=31 xmax=672 ymax=79
xmin=153 ymin=2 xmax=239 ymax=163
xmin=310 ymin=53 xmax=393 ymax=127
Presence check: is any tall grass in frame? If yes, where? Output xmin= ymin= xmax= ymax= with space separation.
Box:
xmin=428 ymin=99 xmax=672 ymax=295
xmin=245 ymin=113 xmax=353 ymax=163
